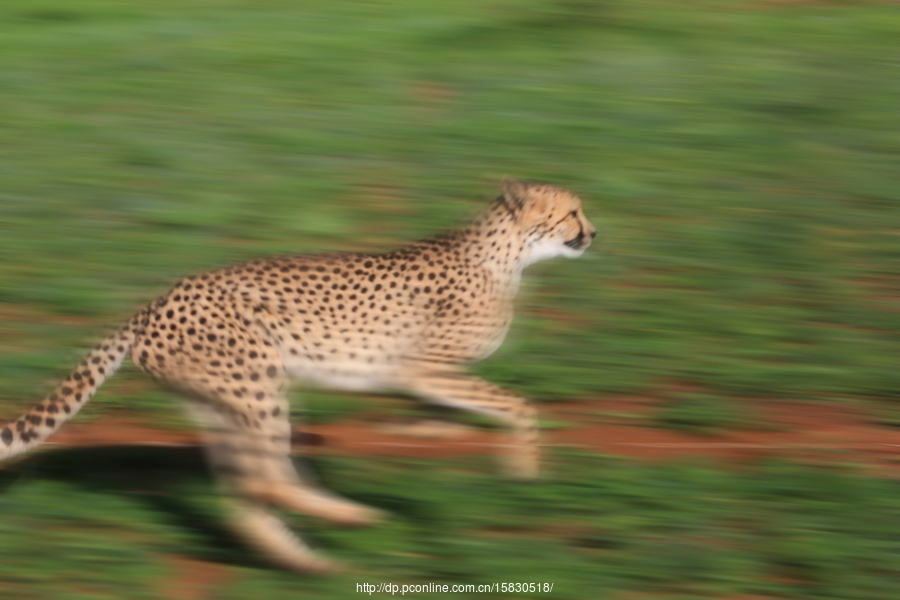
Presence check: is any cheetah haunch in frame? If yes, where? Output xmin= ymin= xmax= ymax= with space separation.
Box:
xmin=0 ymin=180 xmax=596 ymax=573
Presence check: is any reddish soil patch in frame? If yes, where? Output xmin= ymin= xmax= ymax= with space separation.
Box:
xmin=304 ymin=397 xmax=900 ymax=477
xmin=160 ymin=555 xmax=232 ymax=600
xmin=570 ymin=398 xmax=900 ymax=478
xmin=42 ymin=416 xmax=200 ymax=448
xmin=15 ymin=397 xmax=900 ymax=477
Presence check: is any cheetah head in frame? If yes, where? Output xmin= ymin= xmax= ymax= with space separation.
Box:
xmin=500 ymin=180 xmax=597 ymax=266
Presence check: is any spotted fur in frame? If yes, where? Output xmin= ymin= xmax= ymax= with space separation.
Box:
xmin=0 ymin=180 xmax=595 ymax=573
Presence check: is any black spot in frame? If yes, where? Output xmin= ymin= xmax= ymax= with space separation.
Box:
xmin=28 ymin=415 xmax=42 ymax=426
xmin=207 ymin=333 xmax=217 ymax=342
xmin=45 ymin=418 xmax=56 ymax=428
xmin=272 ymin=407 xmax=281 ymax=417
xmin=61 ymin=387 xmax=73 ymax=396
xmin=250 ymin=373 xmax=259 ymax=381
xmin=1 ymin=428 xmax=11 ymax=446
xmin=267 ymin=366 xmax=277 ymax=378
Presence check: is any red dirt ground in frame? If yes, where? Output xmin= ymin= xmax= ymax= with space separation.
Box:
xmin=10 ymin=395 xmax=900 ymax=600
xmin=36 ymin=396 xmax=900 ymax=477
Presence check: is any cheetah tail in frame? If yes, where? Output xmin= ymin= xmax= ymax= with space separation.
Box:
xmin=0 ymin=308 xmax=148 ymax=461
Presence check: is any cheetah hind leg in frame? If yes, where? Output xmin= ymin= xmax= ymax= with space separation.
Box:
xmin=225 ymin=497 xmax=342 ymax=574
xmin=181 ymin=400 xmax=342 ymax=573
xmin=183 ymin=400 xmax=381 ymax=569
xmin=237 ymin=401 xmax=384 ymax=528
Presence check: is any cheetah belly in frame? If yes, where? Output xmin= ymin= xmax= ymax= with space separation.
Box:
xmin=273 ymin=333 xmax=407 ymax=392
xmin=280 ymin=357 xmax=396 ymax=392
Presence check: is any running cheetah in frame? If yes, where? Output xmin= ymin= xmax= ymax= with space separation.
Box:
xmin=0 ymin=180 xmax=596 ymax=573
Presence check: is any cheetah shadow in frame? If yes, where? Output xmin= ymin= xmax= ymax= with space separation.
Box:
xmin=0 ymin=442 xmax=426 ymax=569
xmin=0 ymin=444 xmax=259 ymax=567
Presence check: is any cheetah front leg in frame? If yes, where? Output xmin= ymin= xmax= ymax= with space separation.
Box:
xmin=401 ymin=365 xmax=540 ymax=479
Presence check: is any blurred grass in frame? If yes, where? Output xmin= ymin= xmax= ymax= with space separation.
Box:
xmin=653 ymin=392 xmax=762 ymax=435
xmin=0 ymin=0 xmax=898 ymax=597
xmin=0 ymin=0 xmax=897 ymax=410
xmin=2 ymin=450 xmax=900 ymax=599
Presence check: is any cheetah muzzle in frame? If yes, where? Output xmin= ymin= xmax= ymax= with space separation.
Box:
xmin=0 ymin=180 xmax=596 ymax=574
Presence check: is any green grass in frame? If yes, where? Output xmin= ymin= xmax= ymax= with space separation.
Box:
xmin=2 ymin=449 xmax=900 ymax=600
xmin=0 ymin=0 xmax=898 ymax=597
xmin=654 ymin=393 xmax=762 ymax=435
xmin=0 ymin=0 xmax=898 ymax=407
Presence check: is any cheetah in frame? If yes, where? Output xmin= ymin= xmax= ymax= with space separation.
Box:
xmin=0 ymin=180 xmax=596 ymax=573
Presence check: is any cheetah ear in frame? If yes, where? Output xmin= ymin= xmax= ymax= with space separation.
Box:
xmin=500 ymin=178 xmax=529 ymax=211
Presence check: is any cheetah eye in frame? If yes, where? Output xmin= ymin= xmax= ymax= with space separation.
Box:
xmin=570 ymin=210 xmax=578 ymax=218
